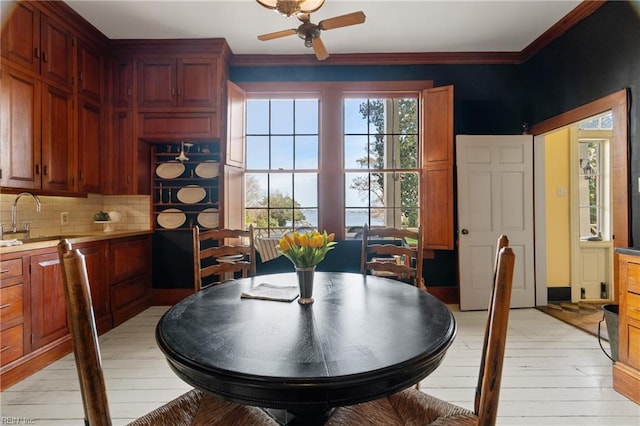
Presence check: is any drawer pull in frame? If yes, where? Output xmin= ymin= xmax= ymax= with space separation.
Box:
xmin=0 ymin=345 xmax=10 ymax=353
xmin=0 ymin=303 xmax=10 ymax=310
xmin=0 ymin=269 xmax=9 ymax=274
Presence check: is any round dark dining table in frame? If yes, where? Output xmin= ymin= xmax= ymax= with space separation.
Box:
xmin=156 ymin=271 xmax=456 ymax=424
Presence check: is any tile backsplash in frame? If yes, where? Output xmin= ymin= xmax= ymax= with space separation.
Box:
xmin=0 ymin=193 xmax=151 ymax=237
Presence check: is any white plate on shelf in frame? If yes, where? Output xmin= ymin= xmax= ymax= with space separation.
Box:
xmin=177 ymin=185 xmax=206 ymax=204
xmin=156 ymin=161 xmax=185 ymax=179
xmin=195 ymin=161 xmax=219 ymax=178
xmin=157 ymin=209 xmax=186 ymax=229
xmin=197 ymin=208 xmax=219 ymax=229
xmin=216 ymin=254 xmax=243 ymax=263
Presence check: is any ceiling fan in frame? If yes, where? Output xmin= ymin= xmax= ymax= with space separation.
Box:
xmin=257 ymin=11 xmax=366 ymax=61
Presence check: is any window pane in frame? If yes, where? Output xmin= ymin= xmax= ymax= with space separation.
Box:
xmin=345 ymin=173 xmax=370 ymax=207
xmin=246 ymin=136 xmax=269 ymax=169
xmin=295 ymin=100 xmax=318 ymax=134
xmin=295 ymin=136 xmax=318 ymax=169
xmin=296 ymin=208 xmax=318 ymax=229
xmin=271 ymin=136 xmax=294 ymax=169
xmin=245 ymin=173 xmax=267 ymax=207
xmin=344 ymin=98 xmax=369 ymax=134
xmin=344 ymin=135 xmax=369 ymax=169
xmin=271 ymin=100 xmax=294 ymax=134
xmin=270 ymin=173 xmax=292 ymax=198
xmin=247 ymin=100 xmax=269 ymax=134
xmin=294 ymin=173 xmax=317 ymax=206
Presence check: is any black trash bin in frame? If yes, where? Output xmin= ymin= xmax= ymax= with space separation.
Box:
xmin=598 ymin=304 xmax=619 ymax=362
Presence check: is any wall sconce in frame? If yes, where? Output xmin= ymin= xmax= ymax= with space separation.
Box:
xmin=256 ymin=0 xmax=325 ymax=17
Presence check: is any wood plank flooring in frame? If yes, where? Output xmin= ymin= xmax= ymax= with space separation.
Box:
xmin=1 ymin=306 xmax=638 ymax=425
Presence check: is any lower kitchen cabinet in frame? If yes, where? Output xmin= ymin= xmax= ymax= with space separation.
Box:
xmin=30 ymin=251 xmax=67 ymax=350
xmin=0 ymin=233 xmax=152 ymax=390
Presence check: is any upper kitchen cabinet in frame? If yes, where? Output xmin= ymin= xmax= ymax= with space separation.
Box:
xmin=112 ymin=59 xmax=134 ymax=108
xmin=137 ymin=57 xmax=216 ymax=109
xmin=0 ymin=64 xmax=73 ymax=192
xmin=77 ymin=39 xmax=103 ymax=103
xmin=1 ymin=0 xmax=73 ymax=91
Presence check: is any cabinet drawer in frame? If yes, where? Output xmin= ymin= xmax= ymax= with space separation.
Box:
xmin=0 ymin=324 xmax=24 ymax=365
xmin=627 ymin=260 xmax=640 ymax=294
xmin=626 ymin=291 xmax=640 ymax=322
xmin=627 ymin=323 xmax=640 ymax=370
xmin=111 ymin=276 xmax=147 ymax=311
xmin=0 ymin=258 xmax=23 ymax=280
xmin=0 ymin=284 xmax=23 ymax=325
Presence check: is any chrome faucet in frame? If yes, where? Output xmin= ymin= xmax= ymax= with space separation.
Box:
xmin=6 ymin=192 xmax=42 ymax=238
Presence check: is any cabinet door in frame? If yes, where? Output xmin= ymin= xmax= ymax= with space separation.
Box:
xmin=0 ymin=65 xmax=42 ymax=189
xmin=77 ymin=40 xmax=103 ymax=102
xmin=112 ymin=111 xmax=135 ymax=194
xmin=39 ymin=13 xmax=73 ymax=90
xmin=0 ymin=1 xmax=40 ymax=74
xmin=178 ymin=58 xmax=215 ymax=108
xmin=110 ymin=238 xmax=150 ymax=283
xmin=113 ymin=60 xmax=134 ymax=108
xmin=77 ymin=243 xmax=110 ymax=326
xmin=137 ymin=58 xmax=176 ymax=107
xmin=41 ymin=84 xmax=73 ymax=191
xmin=78 ymin=101 xmax=102 ymax=193
xmin=30 ymin=252 xmax=67 ymax=350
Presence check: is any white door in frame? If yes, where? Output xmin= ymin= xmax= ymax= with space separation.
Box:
xmin=457 ymin=135 xmax=535 ymax=310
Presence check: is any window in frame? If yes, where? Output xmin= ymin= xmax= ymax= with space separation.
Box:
xmin=245 ymin=99 xmax=320 ymax=237
xmin=344 ymin=97 xmax=419 ymax=238
xmin=235 ymin=81 xmax=453 ymax=247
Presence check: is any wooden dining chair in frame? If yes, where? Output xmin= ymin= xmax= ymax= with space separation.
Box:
xmin=57 ymin=239 xmax=277 ymax=426
xmin=192 ymin=225 xmax=256 ymax=292
xmin=329 ymin=239 xmax=516 ymax=426
xmin=360 ymin=223 xmax=426 ymax=290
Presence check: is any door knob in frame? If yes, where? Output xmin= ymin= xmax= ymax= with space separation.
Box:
xmin=461 ymin=229 xmax=469 ymax=235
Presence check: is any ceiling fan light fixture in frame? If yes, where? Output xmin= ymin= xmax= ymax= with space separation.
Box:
xmin=256 ymin=0 xmax=325 ymax=17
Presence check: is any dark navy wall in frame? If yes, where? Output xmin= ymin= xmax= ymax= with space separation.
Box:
xmin=521 ymin=0 xmax=640 ymax=246
xmin=230 ymin=1 xmax=640 ymax=284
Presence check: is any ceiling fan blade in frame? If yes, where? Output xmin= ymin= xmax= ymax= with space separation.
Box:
xmin=312 ymin=37 xmax=329 ymax=61
xmin=318 ymin=11 xmax=365 ymax=31
xmin=258 ymin=28 xmax=297 ymax=41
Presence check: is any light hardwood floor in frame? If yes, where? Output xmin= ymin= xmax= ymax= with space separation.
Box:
xmin=1 ymin=306 xmax=638 ymax=425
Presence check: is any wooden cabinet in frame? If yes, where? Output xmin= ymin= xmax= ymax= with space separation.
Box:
xmin=110 ymin=236 xmax=152 ymax=326
xmin=30 ymin=251 xmax=67 ymax=350
xmin=613 ymin=250 xmax=640 ymax=404
xmin=76 ymin=242 xmax=111 ymax=333
xmin=1 ymin=0 xmax=73 ymax=90
xmin=113 ymin=59 xmax=134 ymax=108
xmin=0 ymin=257 xmax=26 ymax=366
xmin=41 ymin=83 xmax=74 ymax=192
xmin=110 ymin=110 xmax=136 ymax=194
xmin=137 ymin=57 xmax=216 ymax=109
xmin=0 ymin=65 xmax=41 ymax=189
xmin=77 ymin=100 xmax=102 ymax=193
xmin=77 ymin=39 xmax=103 ymax=103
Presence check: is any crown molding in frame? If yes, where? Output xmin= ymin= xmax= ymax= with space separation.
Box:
xmin=230 ymin=0 xmax=607 ymax=67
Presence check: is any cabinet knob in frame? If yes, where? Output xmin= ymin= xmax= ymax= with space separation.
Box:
xmin=461 ymin=229 xmax=469 ymax=235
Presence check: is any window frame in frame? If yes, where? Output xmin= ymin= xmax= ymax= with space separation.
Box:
xmin=237 ymin=80 xmax=439 ymax=241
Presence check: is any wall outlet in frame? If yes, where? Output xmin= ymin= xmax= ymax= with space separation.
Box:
xmin=61 ymin=212 xmax=69 ymax=225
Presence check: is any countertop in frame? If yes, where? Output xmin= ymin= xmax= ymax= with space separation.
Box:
xmin=615 ymin=247 xmax=640 ymax=256
xmin=0 ymin=230 xmax=153 ymax=255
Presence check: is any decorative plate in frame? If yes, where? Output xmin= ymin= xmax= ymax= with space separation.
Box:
xmin=177 ymin=185 xmax=206 ymax=204
xmin=157 ymin=209 xmax=186 ymax=229
xmin=197 ymin=208 xmax=219 ymax=229
xmin=156 ymin=161 xmax=185 ymax=179
xmin=194 ymin=161 xmax=219 ymax=178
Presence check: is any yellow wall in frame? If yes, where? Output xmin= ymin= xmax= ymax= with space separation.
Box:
xmin=545 ymin=128 xmax=571 ymax=286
